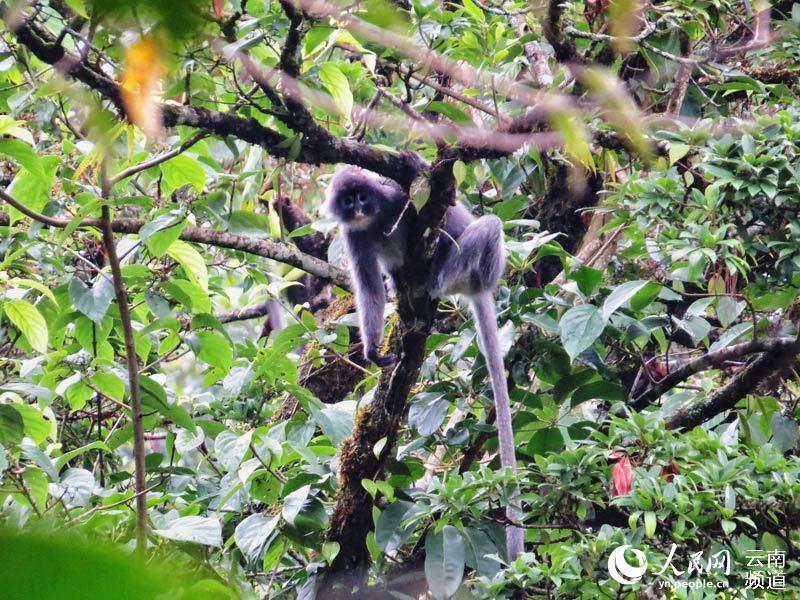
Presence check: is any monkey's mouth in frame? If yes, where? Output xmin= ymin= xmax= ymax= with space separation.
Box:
xmin=346 ymin=214 xmax=375 ymax=230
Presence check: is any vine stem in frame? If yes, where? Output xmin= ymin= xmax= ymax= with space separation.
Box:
xmin=98 ymin=170 xmax=148 ymax=557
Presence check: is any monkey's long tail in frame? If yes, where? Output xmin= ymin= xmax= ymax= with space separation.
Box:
xmin=470 ymin=292 xmax=524 ymax=561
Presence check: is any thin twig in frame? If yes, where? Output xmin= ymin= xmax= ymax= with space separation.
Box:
xmin=109 ymin=132 xmax=208 ymax=185
xmin=98 ymin=166 xmax=148 ymax=557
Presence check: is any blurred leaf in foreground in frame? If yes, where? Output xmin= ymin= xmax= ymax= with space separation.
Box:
xmin=0 ymin=528 xmax=236 ymax=600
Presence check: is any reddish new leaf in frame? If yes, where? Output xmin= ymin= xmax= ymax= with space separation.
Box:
xmin=610 ymin=451 xmax=633 ymax=497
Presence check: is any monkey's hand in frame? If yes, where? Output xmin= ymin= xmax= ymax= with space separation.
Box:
xmin=366 ymin=347 xmax=397 ymax=368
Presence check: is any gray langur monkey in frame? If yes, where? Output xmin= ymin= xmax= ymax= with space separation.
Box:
xmin=323 ymin=165 xmax=523 ymax=560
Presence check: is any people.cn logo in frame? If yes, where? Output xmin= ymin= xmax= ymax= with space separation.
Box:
xmin=608 ymin=545 xmax=648 ymax=585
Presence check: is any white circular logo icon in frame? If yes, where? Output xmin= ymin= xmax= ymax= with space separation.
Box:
xmin=608 ymin=545 xmax=648 ymax=585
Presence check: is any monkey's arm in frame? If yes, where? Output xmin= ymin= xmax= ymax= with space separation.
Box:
xmin=345 ymin=235 xmax=396 ymax=367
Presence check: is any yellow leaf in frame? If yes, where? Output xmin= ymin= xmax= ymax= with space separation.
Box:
xmin=549 ymin=111 xmax=595 ymax=170
xmin=582 ymin=68 xmax=651 ymax=161
xmin=121 ymin=37 xmax=164 ymax=138
xmin=608 ymin=0 xmax=644 ymax=53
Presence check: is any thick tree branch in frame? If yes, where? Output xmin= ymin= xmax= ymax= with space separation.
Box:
xmin=542 ymin=0 xmax=580 ymax=63
xmin=631 ymin=336 xmax=798 ymax=410
xmin=664 ymin=335 xmax=800 ymax=431
xmin=8 ymin=10 xmax=424 ymax=188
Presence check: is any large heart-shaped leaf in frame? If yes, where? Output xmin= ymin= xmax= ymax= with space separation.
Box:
xmin=69 ymin=276 xmax=116 ymax=323
xmin=559 ymin=304 xmax=606 ymax=361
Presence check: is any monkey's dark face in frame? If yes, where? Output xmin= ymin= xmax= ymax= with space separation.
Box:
xmin=325 ymin=165 xmax=408 ymax=232
xmin=330 ymin=189 xmax=379 ymax=231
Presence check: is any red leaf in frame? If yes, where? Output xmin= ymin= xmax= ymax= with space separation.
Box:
xmin=660 ymin=463 xmax=680 ymax=482
xmin=611 ymin=453 xmax=633 ymax=497
xmin=213 ymin=0 xmax=225 ymax=18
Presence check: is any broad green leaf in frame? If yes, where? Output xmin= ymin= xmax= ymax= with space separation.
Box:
xmin=424 ymin=526 xmax=465 ymax=600
xmin=69 ymin=276 xmax=116 ymax=323
xmin=716 ymin=296 xmax=742 ymax=328
xmin=559 ymin=304 xmax=606 ymax=361
xmin=528 ymin=427 xmax=564 ymax=454
xmin=0 ymin=529 xmax=200 ymax=599
xmin=163 ymin=279 xmax=212 ymax=313
xmin=453 ymin=160 xmax=467 ymax=186
xmin=549 ymin=111 xmax=593 ymax=170
xmin=462 ymin=527 xmax=501 ymax=578
xmin=375 ymin=501 xmax=416 ymax=553
xmin=175 ymin=426 xmax=205 ymax=453
xmin=65 ymin=380 xmax=94 ymax=410
xmin=602 ymin=280 xmax=650 ymax=320
xmin=8 ymin=278 xmax=57 ymax=305
xmin=196 ymin=330 xmax=232 ymax=370
xmin=140 ymin=376 xmax=194 ymax=430
xmin=771 ymin=414 xmax=799 ymax=453
xmin=23 ymin=466 xmax=48 ymax=510
xmin=64 ymin=0 xmax=89 ymax=17
xmin=14 ymin=403 xmax=51 ymax=444
xmin=318 ymin=63 xmax=353 ymax=119
xmin=140 ymin=212 xmax=186 ymax=258
xmin=214 ymin=430 xmax=252 ymax=472
xmin=154 ymin=516 xmax=222 ymax=547
xmin=321 ymin=541 xmax=340 ymax=564
xmin=460 ymin=0 xmax=484 ymax=21
xmin=160 ymin=155 xmax=206 ymax=194
xmin=91 ymin=371 xmax=125 ymax=402
xmin=6 ymin=156 xmax=59 ymax=222
xmin=234 ymin=514 xmax=279 ymax=562
xmin=669 ymin=143 xmax=691 ymax=165
xmin=166 ymin=241 xmax=208 ymax=292
xmin=282 ymin=485 xmax=310 ymax=525
xmin=761 ymin=531 xmax=787 ymax=552
xmin=0 ymin=139 xmax=43 ymax=176
xmin=314 ymin=401 xmax=356 ymax=445
xmin=425 ymin=101 xmax=472 ymax=124
xmin=571 ymin=381 xmax=627 ymax=407
xmin=4 ymin=299 xmax=48 ymax=353
xmin=408 ymin=393 xmax=448 ymax=436
xmin=571 ymin=266 xmax=603 ymax=297
xmin=0 ymin=115 xmax=35 ymax=144
xmin=0 ymin=404 xmax=24 ymax=445
xmin=55 ymin=441 xmax=111 ymax=471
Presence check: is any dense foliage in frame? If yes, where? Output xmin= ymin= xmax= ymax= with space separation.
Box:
xmin=0 ymin=0 xmax=799 ymax=598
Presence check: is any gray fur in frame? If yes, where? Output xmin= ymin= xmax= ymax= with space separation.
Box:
xmin=327 ymin=166 xmax=523 ymax=559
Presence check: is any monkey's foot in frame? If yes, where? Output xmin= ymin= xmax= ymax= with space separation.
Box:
xmin=366 ymin=349 xmax=397 ymax=368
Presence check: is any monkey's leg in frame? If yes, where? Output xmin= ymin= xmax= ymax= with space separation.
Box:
xmin=347 ymin=246 xmax=396 ymax=367
xmin=431 ymin=215 xmax=506 ymax=297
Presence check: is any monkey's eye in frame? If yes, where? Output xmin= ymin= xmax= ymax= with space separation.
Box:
xmin=341 ymin=195 xmax=354 ymax=209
